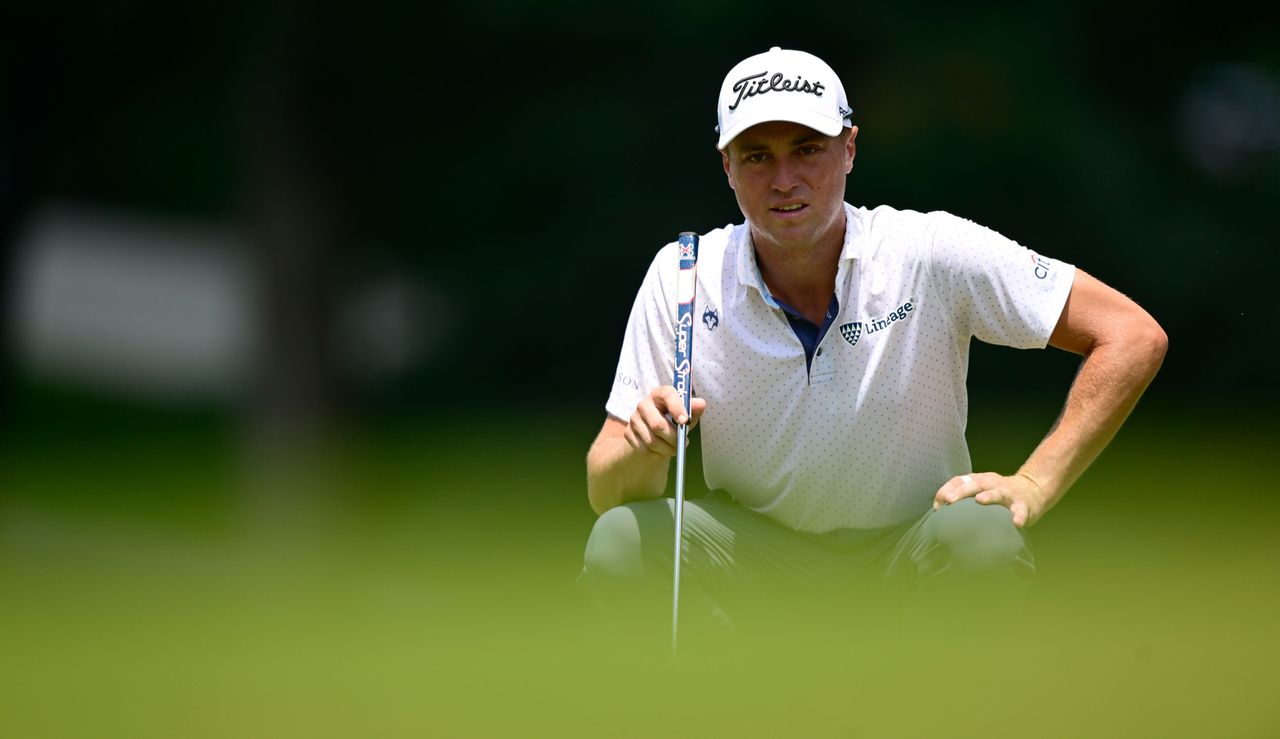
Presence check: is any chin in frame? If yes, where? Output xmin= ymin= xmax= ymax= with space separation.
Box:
xmin=761 ymin=221 xmax=816 ymax=245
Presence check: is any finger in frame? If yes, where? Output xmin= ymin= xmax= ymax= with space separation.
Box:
xmin=639 ymin=399 xmax=679 ymax=447
xmin=1010 ymin=501 xmax=1029 ymax=528
xmin=629 ymin=408 xmax=677 ymax=457
xmin=687 ymin=398 xmax=708 ymax=428
xmin=974 ymin=486 xmax=1010 ymax=506
xmin=933 ymin=474 xmax=977 ymax=510
xmin=624 ymin=424 xmax=670 ymax=456
xmin=625 ymin=414 xmax=648 ymax=450
xmin=655 ymin=386 xmax=694 ymax=426
xmin=638 ymin=420 xmax=678 ymax=456
xmin=932 ymin=478 xmax=956 ymax=509
xmin=635 ymin=422 xmax=677 ymax=457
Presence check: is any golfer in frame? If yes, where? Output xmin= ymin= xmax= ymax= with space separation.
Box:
xmin=580 ymin=47 xmax=1166 ymax=635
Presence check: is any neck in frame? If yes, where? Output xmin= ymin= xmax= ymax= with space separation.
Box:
xmin=751 ymin=215 xmax=845 ymax=322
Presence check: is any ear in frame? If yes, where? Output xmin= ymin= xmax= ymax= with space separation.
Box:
xmin=844 ymin=126 xmax=859 ymax=173
xmin=721 ymin=148 xmax=735 ymax=189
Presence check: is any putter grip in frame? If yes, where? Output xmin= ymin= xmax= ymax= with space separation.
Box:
xmin=673 ymin=232 xmax=699 ymax=417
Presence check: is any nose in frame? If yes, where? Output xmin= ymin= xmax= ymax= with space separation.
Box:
xmin=771 ymin=157 xmax=800 ymax=193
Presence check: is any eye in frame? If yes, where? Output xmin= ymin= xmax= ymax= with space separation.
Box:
xmin=744 ymin=152 xmax=769 ymax=163
xmin=798 ymin=145 xmax=821 ymax=156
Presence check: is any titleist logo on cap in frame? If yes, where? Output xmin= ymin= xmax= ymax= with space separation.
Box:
xmin=728 ymin=71 xmax=826 ymax=111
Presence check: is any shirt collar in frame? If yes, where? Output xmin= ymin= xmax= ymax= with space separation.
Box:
xmin=735 ymin=202 xmax=862 ymax=297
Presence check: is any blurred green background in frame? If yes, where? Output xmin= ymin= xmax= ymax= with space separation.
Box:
xmin=2 ymin=1 xmax=1278 ymax=736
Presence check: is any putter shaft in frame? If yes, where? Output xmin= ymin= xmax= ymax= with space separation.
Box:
xmin=672 ymin=422 xmax=688 ymax=654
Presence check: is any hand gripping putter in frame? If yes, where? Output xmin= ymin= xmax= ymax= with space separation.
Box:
xmin=671 ymin=231 xmax=699 ymax=654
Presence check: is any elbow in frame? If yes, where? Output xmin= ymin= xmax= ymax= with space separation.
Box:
xmin=1094 ymin=312 xmax=1167 ymax=383
xmin=586 ymin=459 xmax=608 ymax=517
xmin=586 ymin=482 xmax=613 ymax=517
xmin=585 ymin=449 xmax=618 ymax=517
xmin=1134 ymin=317 xmax=1169 ymax=377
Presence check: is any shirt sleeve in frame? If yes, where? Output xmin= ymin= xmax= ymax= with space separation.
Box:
xmin=926 ymin=212 xmax=1076 ymax=349
xmin=605 ymin=245 xmax=678 ymax=421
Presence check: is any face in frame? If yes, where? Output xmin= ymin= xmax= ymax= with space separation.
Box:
xmin=721 ymin=121 xmax=858 ymax=253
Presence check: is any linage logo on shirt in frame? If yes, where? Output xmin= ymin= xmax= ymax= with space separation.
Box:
xmin=840 ymin=299 xmax=915 ymax=347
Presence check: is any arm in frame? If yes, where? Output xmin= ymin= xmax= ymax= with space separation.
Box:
xmin=934 ymin=269 xmax=1168 ymax=526
xmin=586 ymin=386 xmax=706 ymax=516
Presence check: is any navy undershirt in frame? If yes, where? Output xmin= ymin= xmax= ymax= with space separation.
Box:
xmin=770 ymin=293 xmax=841 ymax=370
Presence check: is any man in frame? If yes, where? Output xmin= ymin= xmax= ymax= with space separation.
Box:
xmin=580 ymin=47 xmax=1166 ymax=637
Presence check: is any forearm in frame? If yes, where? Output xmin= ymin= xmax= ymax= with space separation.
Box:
xmin=586 ymin=433 xmax=671 ymax=515
xmin=1018 ymin=327 xmax=1167 ymax=510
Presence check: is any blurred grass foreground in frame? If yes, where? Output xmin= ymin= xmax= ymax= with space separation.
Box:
xmin=1 ymin=401 xmax=1277 ymax=738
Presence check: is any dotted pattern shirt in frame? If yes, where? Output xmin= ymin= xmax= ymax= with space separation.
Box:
xmin=606 ymin=204 xmax=1076 ymax=532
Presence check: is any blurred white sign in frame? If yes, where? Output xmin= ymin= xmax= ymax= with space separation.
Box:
xmin=10 ymin=205 xmax=254 ymax=401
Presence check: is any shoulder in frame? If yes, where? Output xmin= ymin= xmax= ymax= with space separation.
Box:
xmin=851 ymin=204 xmax=965 ymax=249
xmin=848 ymin=204 xmax=954 ymax=264
xmin=855 ymin=204 xmax=977 ymax=237
xmin=855 ymin=205 xmax=1015 ymax=259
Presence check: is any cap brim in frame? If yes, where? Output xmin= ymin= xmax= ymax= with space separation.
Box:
xmin=716 ymin=109 xmax=846 ymax=150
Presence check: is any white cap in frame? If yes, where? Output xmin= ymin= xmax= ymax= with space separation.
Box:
xmin=715 ymin=47 xmax=852 ymax=150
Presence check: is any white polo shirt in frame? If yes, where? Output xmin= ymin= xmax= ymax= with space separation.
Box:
xmin=606 ymin=203 xmax=1075 ymax=532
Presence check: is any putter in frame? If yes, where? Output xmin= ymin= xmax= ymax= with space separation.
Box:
xmin=671 ymin=231 xmax=700 ymax=654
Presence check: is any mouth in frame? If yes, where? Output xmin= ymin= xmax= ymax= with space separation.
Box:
xmin=770 ymin=202 xmax=808 ymax=217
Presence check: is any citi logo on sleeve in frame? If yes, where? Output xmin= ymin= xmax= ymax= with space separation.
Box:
xmin=1030 ymin=252 xmax=1052 ymax=279
xmin=840 ymin=299 xmax=915 ymax=347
